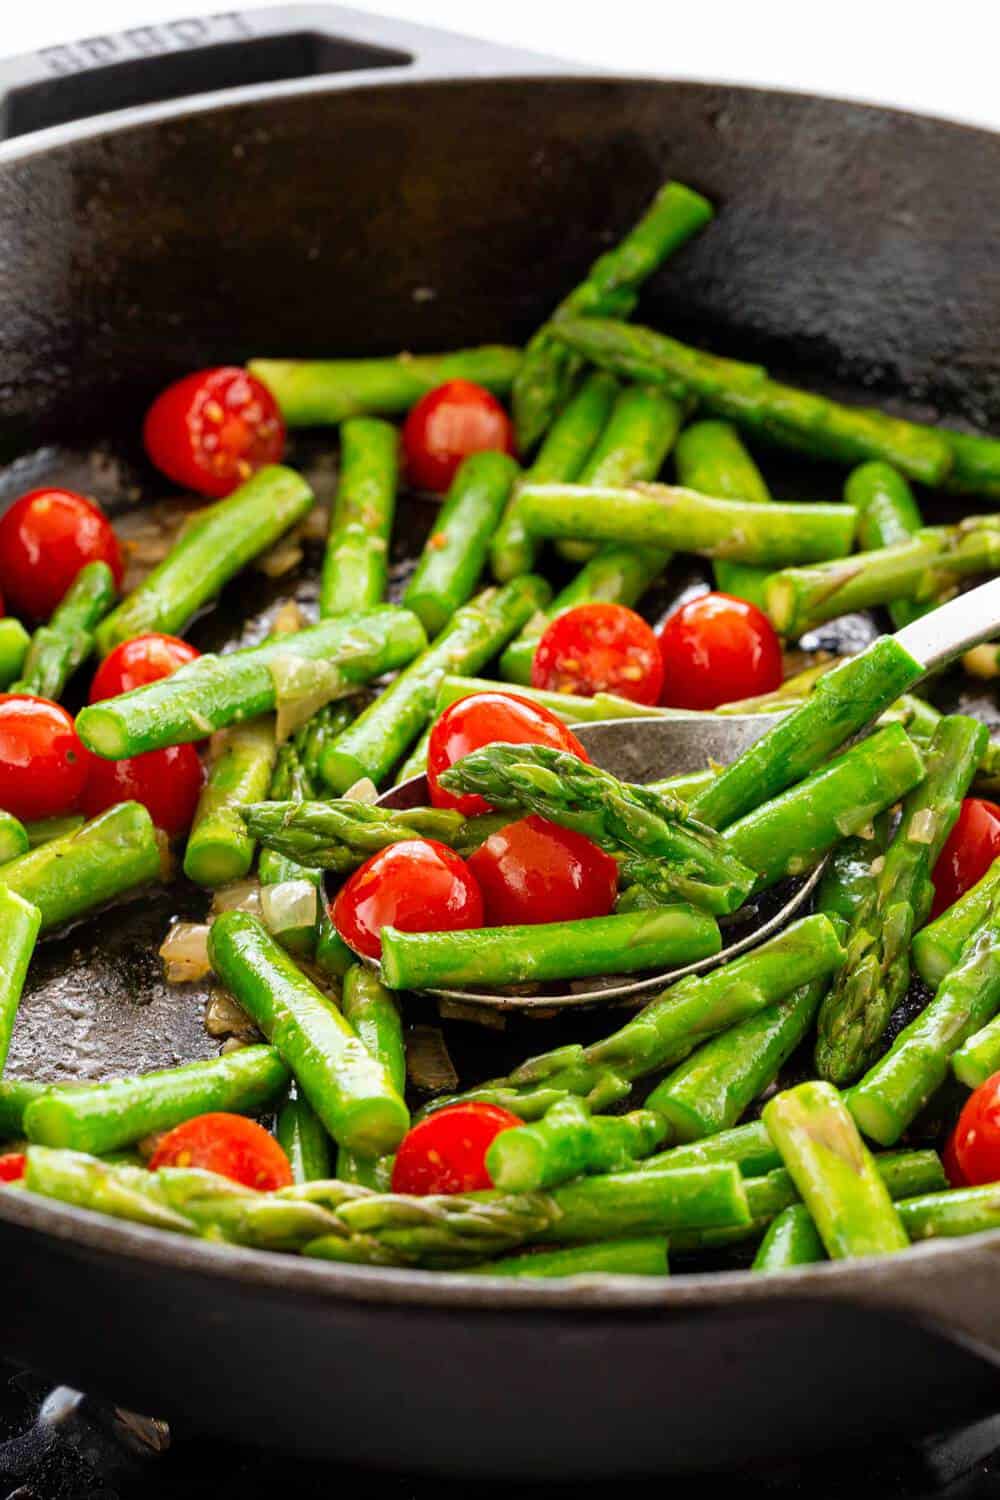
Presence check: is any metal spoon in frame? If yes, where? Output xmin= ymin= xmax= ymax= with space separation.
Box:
xmin=376 ymin=577 xmax=1000 ymax=1011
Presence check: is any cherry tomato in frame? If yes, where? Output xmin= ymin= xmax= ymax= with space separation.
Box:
xmin=467 ymin=815 xmax=618 ymax=926
xmin=90 ymin=632 xmax=200 ymax=703
xmin=81 ymin=742 xmax=203 ymax=838
xmin=143 ymin=367 xmax=285 ymax=499
xmin=402 ymin=380 xmax=515 ymax=493
xmin=656 ymin=592 xmax=784 ymax=710
xmin=333 ymin=838 xmax=484 ymax=960
xmin=391 ymin=1102 xmax=521 ymax=1195
xmin=0 ymin=1153 xmax=25 ymax=1183
xmin=0 ymin=489 xmax=123 ymax=621
xmin=427 ymin=691 xmax=589 ymax=816
xmin=0 ymin=696 xmax=88 ymax=821
xmin=930 ymin=798 xmax=1000 ymax=920
xmin=945 ymin=1073 xmax=1000 ymax=1187
xmin=532 ymin=602 xmax=664 ymax=705
xmin=149 ymin=1112 xmax=293 ymax=1190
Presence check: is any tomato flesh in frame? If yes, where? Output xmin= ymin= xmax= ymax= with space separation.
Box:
xmin=0 ymin=489 xmax=123 ymax=621
xmin=332 ymin=838 xmax=484 ymax=960
xmin=149 ymin=1112 xmax=293 ymax=1190
xmin=0 ymin=1152 xmax=25 ymax=1183
xmin=930 ymin=798 xmax=1000 ymax=920
xmin=391 ymin=1103 xmax=522 ymax=1195
xmin=467 ymin=814 xmax=618 ymax=926
xmin=946 ymin=1073 xmax=1000 ymax=1187
xmin=427 ymin=690 xmax=589 ymax=816
xmin=0 ymin=696 xmax=88 ymax=821
xmin=532 ymin=602 xmax=664 ymax=705
xmin=402 ymin=380 xmax=515 ymax=493
xmin=81 ymin=742 xmax=203 ymax=838
xmin=90 ymin=632 xmax=200 ymax=702
xmin=143 ymin=367 xmax=285 ymax=499
xmin=656 ymin=592 xmax=783 ymax=710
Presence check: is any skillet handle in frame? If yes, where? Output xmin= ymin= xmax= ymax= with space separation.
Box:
xmin=0 ymin=4 xmax=557 ymax=141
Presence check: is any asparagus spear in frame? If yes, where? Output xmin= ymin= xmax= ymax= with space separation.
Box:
xmin=78 ymin=609 xmax=425 ymax=759
xmin=551 ymin=318 xmax=955 ymax=484
xmin=317 ymin=579 xmax=549 ymax=793
xmin=512 ymin=180 xmax=712 ymax=452
xmin=23 ymin=815 xmax=84 ymax=849
xmin=294 ymin=699 xmax=361 ymax=787
xmin=0 ymin=889 xmax=40 ymax=1073
xmin=395 ymin=724 xmax=432 ymax=783
xmin=319 ymin=417 xmax=399 ymax=617
xmin=277 ymin=1086 xmax=333 ymax=1184
xmin=752 ymin=1205 xmax=826 ymax=1272
xmin=12 ymin=562 xmax=116 ymax=699
xmin=22 ymin=1046 xmax=289 ymax=1155
xmin=721 ymin=723 xmax=925 ymax=890
xmin=518 ymin=482 xmax=857 ymax=567
xmin=248 ymin=348 xmax=522 ymax=426
xmin=403 ymin=452 xmax=520 ymax=636
xmin=641 ymin=1120 xmax=781 ymax=1178
xmin=183 ymin=718 xmax=276 ymax=888
xmin=912 ymin=857 xmax=1000 ymax=989
xmin=674 ymin=419 xmax=773 ymax=606
xmin=438 ymin=744 xmax=757 ymax=914
xmin=849 ymin=898 xmax=1000 ymax=1146
xmin=815 ymin=715 xmax=985 ymax=1084
xmin=467 ymin=1237 xmax=669 ymax=1278
xmin=95 ymin=466 xmax=315 ymax=654
xmin=689 ymin=635 xmax=923 ymax=830
xmin=0 ymin=813 xmax=28 ymax=867
xmin=208 ymin=911 xmax=409 ymax=1157
xmin=765 ymin=520 xmax=1000 ymax=638
xmin=243 ymin=800 xmax=464 ymax=871
xmin=845 ymin=461 xmax=927 ymax=629
xmin=491 ymin=371 xmax=618 ymax=581
xmin=762 ymin=1082 xmax=908 ymax=1257
xmin=952 ymin=1014 xmax=1000 ymax=1089
xmin=485 ymin=1097 xmax=667 ymax=1192
xmin=258 ymin=738 xmax=324 ymax=957
xmin=0 ymin=1079 xmax=49 ymax=1138
xmin=900 ymin=1183 xmax=1000 ymax=1241
xmin=380 ymin=905 xmax=722 ymax=991
xmin=938 ymin=429 xmax=1000 ymax=498
xmin=0 ymin=618 xmax=30 ymax=689
xmin=336 ymin=965 xmax=405 ymax=1189
xmin=0 ymin=802 xmax=162 ymax=932
xmin=435 ymin=675 xmax=661 ymax=724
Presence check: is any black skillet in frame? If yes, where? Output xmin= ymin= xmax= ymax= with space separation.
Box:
xmin=2 ymin=6 xmax=1000 ymax=1478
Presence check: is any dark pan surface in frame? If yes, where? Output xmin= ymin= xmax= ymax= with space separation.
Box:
xmin=3 ymin=66 xmax=1000 ymax=1473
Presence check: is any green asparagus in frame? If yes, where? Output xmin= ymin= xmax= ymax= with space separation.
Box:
xmin=467 ymin=1237 xmax=669 ymax=1277
xmin=336 ymin=965 xmax=405 ymax=1189
xmin=319 ymin=417 xmax=399 ymax=617
xmin=243 ymin=800 xmax=464 ymax=871
xmin=277 ymin=1086 xmax=333 ymax=1184
xmin=184 ymin=717 xmax=276 ymax=887
xmin=845 ymin=461 xmax=928 ymax=629
xmin=485 ymin=1097 xmax=667 ymax=1192
xmin=900 ymin=1183 xmax=1000 ymax=1241
xmin=752 ymin=1205 xmax=826 ymax=1271
xmin=12 ymin=562 xmax=116 ymax=699
xmin=0 ymin=813 xmax=28 ymax=867
xmin=23 ymin=815 xmax=84 ymax=849
xmin=0 ymin=618 xmax=30 ymax=689
xmin=674 ymin=418 xmax=774 ymax=605
xmin=0 ymin=888 xmax=40 ymax=1073
xmin=912 ymin=858 xmax=1000 ymax=989
xmin=258 ymin=737 xmax=324 ymax=956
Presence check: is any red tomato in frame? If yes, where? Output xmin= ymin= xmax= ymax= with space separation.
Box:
xmin=402 ymin=380 xmax=515 ymax=493
xmin=945 ymin=1074 xmax=1000 ymax=1187
xmin=333 ymin=838 xmax=484 ymax=960
xmin=149 ymin=1112 xmax=293 ymax=1190
xmin=0 ymin=696 xmax=88 ymax=820
xmin=0 ymin=489 xmax=123 ymax=621
xmin=426 ymin=691 xmax=589 ymax=816
xmin=90 ymin=632 xmax=200 ymax=702
xmin=532 ymin=602 xmax=664 ymax=705
xmin=0 ymin=1152 xmax=25 ymax=1183
xmin=391 ymin=1103 xmax=521 ymax=1195
xmin=143 ymin=367 xmax=285 ymax=499
xmin=930 ymin=799 xmax=1000 ymax=920
xmin=656 ymin=592 xmax=783 ymax=710
xmin=467 ymin=815 xmax=618 ymax=926
xmin=81 ymin=743 xmax=203 ymax=838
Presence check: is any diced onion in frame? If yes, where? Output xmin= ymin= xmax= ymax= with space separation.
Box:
xmin=270 ymin=599 xmax=307 ymax=637
xmin=158 ymin=922 xmax=211 ymax=983
xmin=908 ymin=808 xmax=938 ymax=845
xmin=204 ymin=987 xmax=258 ymax=1040
xmin=256 ymin=536 xmax=304 ymax=579
xmin=405 ymin=1025 xmax=459 ymax=1093
xmin=210 ymin=879 xmax=262 ymax=916
xmin=269 ymin=652 xmax=348 ymax=742
xmin=261 ymin=879 xmax=318 ymax=935
xmin=344 ymin=777 xmax=378 ymax=804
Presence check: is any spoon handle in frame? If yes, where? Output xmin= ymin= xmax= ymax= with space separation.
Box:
xmin=893 ymin=575 xmax=1000 ymax=672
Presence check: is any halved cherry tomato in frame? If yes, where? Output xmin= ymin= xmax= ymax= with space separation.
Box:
xmin=149 ymin=1112 xmax=293 ymax=1190
xmin=0 ymin=696 xmax=88 ymax=820
xmin=930 ymin=798 xmax=1000 ymax=920
xmin=90 ymin=632 xmax=200 ymax=703
xmin=0 ymin=489 xmax=123 ymax=621
xmin=143 ymin=367 xmax=285 ymax=499
xmin=427 ymin=690 xmax=589 ymax=816
xmin=532 ymin=602 xmax=664 ymax=705
xmin=81 ymin=742 xmax=203 ymax=838
xmin=0 ymin=1152 xmax=25 ymax=1183
xmin=656 ymin=592 xmax=783 ymax=710
xmin=467 ymin=814 xmax=618 ymax=926
xmin=391 ymin=1102 xmax=521 ymax=1195
xmin=945 ymin=1073 xmax=1000 ymax=1187
xmin=333 ymin=838 xmax=484 ymax=960
xmin=402 ymin=380 xmax=515 ymax=493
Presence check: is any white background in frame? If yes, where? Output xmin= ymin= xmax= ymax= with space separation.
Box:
xmin=4 ymin=0 xmax=1000 ymax=133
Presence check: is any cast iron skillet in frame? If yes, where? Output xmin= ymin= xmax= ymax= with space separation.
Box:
xmin=2 ymin=6 xmax=1000 ymax=1478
